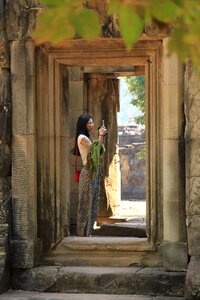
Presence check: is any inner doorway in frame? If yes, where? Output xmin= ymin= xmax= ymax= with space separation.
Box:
xmin=117 ymin=76 xmax=146 ymax=235
xmin=86 ymin=73 xmax=147 ymax=238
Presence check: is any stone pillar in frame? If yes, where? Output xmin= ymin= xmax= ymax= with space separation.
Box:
xmin=5 ymin=0 xmax=40 ymax=268
xmin=67 ymin=67 xmax=84 ymax=223
xmin=162 ymin=38 xmax=187 ymax=271
xmin=0 ymin=0 xmax=11 ymax=292
xmin=185 ymin=62 xmax=200 ymax=299
xmin=11 ymin=40 xmax=38 ymax=268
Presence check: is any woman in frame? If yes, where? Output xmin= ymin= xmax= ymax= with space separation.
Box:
xmin=73 ymin=114 xmax=107 ymax=237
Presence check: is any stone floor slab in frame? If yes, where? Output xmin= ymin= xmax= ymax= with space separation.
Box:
xmin=0 ymin=290 xmax=185 ymax=300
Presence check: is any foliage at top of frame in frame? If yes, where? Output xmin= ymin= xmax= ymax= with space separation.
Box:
xmin=35 ymin=0 xmax=200 ymax=66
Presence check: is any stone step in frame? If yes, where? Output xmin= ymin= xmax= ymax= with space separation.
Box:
xmin=1 ymin=290 xmax=185 ymax=300
xmin=42 ymin=236 xmax=161 ymax=267
xmin=93 ymin=222 xmax=146 ymax=237
xmin=11 ymin=266 xmax=186 ymax=297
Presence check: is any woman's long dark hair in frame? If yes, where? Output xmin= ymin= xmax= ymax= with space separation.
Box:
xmin=72 ymin=114 xmax=92 ymax=156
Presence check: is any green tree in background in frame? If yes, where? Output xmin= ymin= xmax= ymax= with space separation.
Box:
xmin=35 ymin=0 xmax=200 ymax=67
xmin=125 ymin=76 xmax=145 ymax=125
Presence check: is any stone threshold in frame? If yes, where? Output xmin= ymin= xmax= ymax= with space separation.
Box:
xmin=58 ymin=236 xmax=151 ymax=252
xmin=11 ymin=266 xmax=186 ymax=297
xmin=42 ymin=237 xmax=162 ymax=267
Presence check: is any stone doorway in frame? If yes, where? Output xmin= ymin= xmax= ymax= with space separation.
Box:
xmin=11 ymin=37 xmax=187 ymax=270
xmin=35 ymin=38 xmax=162 ymax=255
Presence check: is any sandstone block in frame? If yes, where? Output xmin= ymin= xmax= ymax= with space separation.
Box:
xmin=187 ymin=215 xmax=200 ymax=256
xmin=68 ymin=81 xmax=84 ymax=112
xmin=11 ymin=266 xmax=185 ymax=296
xmin=162 ymin=83 xmax=184 ymax=140
xmin=163 ymin=241 xmax=187 ymax=271
xmin=0 ymin=177 xmax=11 ymax=204
xmin=11 ymin=239 xmax=40 ymax=269
xmin=0 ymin=144 xmax=11 ymax=177
xmin=185 ymin=100 xmax=200 ymax=140
xmin=0 ymin=254 xmax=9 ymax=293
xmin=186 ymin=177 xmax=200 ymax=216
xmin=0 ymin=69 xmax=11 ymax=142
xmin=0 ymin=30 xmax=9 ymax=68
xmin=185 ymin=62 xmax=200 ymax=101
xmin=186 ymin=140 xmax=200 ymax=178
xmin=0 ymin=199 xmax=10 ymax=224
xmin=5 ymin=1 xmax=37 ymax=40
xmin=12 ymin=75 xmax=35 ymax=135
xmin=10 ymin=40 xmax=34 ymax=77
xmin=185 ymin=256 xmax=200 ymax=300
xmin=163 ymin=41 xmax=184 ymax=85
xmin=0 ymin=1 xmax=5 ymax=31
xmin=68 ymin=66 xmax=84 ymax=81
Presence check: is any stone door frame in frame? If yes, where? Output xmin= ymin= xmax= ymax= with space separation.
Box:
xmin=11 ymin=37 xmax=187 ymax=270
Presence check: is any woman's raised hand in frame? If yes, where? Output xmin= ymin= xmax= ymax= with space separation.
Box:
xmin=98 ymin=125 xmax=108 ymax=137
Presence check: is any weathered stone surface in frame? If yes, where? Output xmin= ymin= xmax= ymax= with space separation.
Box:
xmin=162 ymin=84 xmax=184 ymax=140
xmin=185 ymin=100 xmax=200 ymax=140
xmin=11 ymin=239 xmax=41 ymax=268
xmin=163 ymin=45 xmax=184 ymax=85
xmin=1 ymin=290 xmax=185 ymax=299
xmin=10 ymin=40 xmax=34 ymax=77
xmin=119 ymin=146 xmax=145 ymax=200
xmin=0 ymin=1 xmax=5 ymax=30
xmin=136 ymin=267 xmax=185 ymax=297
xmin=0 ymin=0 xmax=9 ymax=68
xmin=0 ymin=254 xmax=9 ymax=293
xmin=163 ymin=241 xmax=187 ymax=271
xmin=0 ymin=144 xmax=11 ymax=177
xmin=187 ymin=215 xmax=200 ymax=256
xmin=0 ymin=69 xmax=11 ymax=142
xmin=0 ymin=199 xmax=10 ymax=224
xmin=185 ymin=62 xmax=200 ymax=101
xmin=5 ymin=0 xmax=41 ymax=41
xmin=11 ymin=266 xmax=185 ymax=296
xmin=0 ymin=30 xmax=9 ymax=68
xmin=186 ymin=256 xmax=200 ymax=300
xmin=186 ymin=140 xmax=200 ymax=178
xmin=186 ymin=177 xmax=200 ymax=216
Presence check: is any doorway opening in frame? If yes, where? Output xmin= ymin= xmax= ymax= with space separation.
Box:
xmin=91 ymin=75 xmax=146 ymax=238
xmin=117 ymin=76 xmax=146 ymax=230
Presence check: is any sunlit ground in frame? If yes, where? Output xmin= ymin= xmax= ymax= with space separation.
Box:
xmin=118 ymin=200 xmax=146 ymax=219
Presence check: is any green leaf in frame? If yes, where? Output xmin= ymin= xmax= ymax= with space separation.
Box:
xmin=70 ymin=8 xmax=100 ymax=39
xmin=119 ymin=6 xmax=144 ymax=49
xmin=151 ymin=1 xmax=181 ymax=22
xmin=34 ymin=6 xmax=76 ymax=42
xmin=108 ymin=0 xmax=122 ymax=14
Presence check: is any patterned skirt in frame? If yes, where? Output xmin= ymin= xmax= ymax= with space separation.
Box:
xmin=77 ymin=167 xmax=101 ymax=237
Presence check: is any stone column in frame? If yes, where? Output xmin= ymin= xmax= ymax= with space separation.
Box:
xmin=11 ymin=40 xmax=38 ymax=268
xmin=162 ymin=38 xmax=187 ymax=271
xmin=185 ymin=62 xmax=200 ymax=299
xmin=0 ymin=0 xmax=11 ymax=292
xmin=67 ymin=67 xmax=84 ymax=224
xmin=5 ymin=0 xmax=39 ymax=268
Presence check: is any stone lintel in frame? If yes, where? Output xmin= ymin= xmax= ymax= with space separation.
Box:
xmin=163 ymin=241 xmax=188 ymax=271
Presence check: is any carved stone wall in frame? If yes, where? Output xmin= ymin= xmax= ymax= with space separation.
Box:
xmin=0 ymin=0 xmax=11 ymax=293
xmin=185 ymin=62 xmax=200 ymax=299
